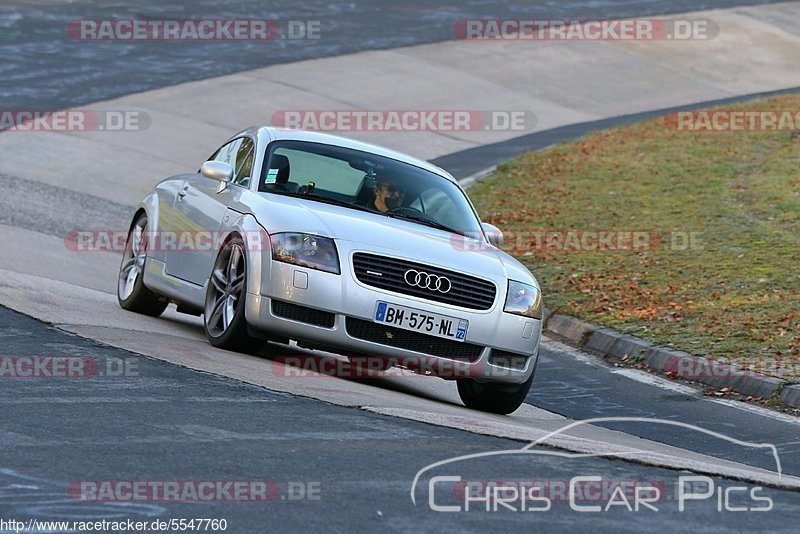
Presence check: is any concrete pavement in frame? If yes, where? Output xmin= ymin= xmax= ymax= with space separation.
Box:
xmin=2 ymin=3 xmax=800 ymax=205
xmin=8 ymin=0 xmax=774 ymax=110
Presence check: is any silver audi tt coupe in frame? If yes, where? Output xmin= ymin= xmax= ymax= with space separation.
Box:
xmin=117 ymin=127 xmax=542 ymax=414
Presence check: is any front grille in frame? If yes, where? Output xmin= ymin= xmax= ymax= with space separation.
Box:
xmin=272 ymin=300 xmax=335 ymax=328
xmin=345 ymin=317 xmax=483 ymax=361
xmin=488 ymin=349 xmax=530 ymax=370
xmin=352 ymin=253 xmax=496 ymax=310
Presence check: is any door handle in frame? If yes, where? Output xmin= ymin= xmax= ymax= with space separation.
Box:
xmin=178 ymin=184 xmax=189 ymax=199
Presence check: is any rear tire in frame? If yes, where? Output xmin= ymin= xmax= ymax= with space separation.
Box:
xmin=204 ymin=236 xmax=265 ymax=354
xmin=117 ymin=212 xmax=168 ymax=317
xmin=457 ymin=368 xmax=535 ymax=415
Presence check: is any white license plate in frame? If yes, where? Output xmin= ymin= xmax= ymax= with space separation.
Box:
xmin=373 ymin=301 xmax=468 ymax=341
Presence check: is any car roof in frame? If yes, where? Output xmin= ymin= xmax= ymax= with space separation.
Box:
xmin=237 ymin=126 xmax=457 ymax=184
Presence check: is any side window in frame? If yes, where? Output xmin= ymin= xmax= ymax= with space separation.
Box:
xmin=211 ymin=138 xmax=243 ymax=167
xmin=206 ymin=138 xmax=254 ymax=187
xmin=233 ymin=138 xmax=255 ymax=187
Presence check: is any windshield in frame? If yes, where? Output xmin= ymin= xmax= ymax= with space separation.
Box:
xmin=258 ymin=140 xmax=482 ymax=236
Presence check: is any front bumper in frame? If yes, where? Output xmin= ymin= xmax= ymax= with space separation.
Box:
xmin=245 ymin=250 xmax=541 ymax=384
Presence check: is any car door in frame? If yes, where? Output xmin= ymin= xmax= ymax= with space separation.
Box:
xmin=164 ymin=137 xmax=255 ymax=285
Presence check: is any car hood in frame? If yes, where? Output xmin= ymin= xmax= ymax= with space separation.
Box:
xmin=249 ymin=194 xmax=538 ymax=287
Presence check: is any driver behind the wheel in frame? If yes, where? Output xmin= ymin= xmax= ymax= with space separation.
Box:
xmin=370 ymin=176 xmax=404 ymax=212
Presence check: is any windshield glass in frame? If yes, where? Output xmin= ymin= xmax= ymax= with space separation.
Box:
xmin=259 ymin=140 xmax=482 ymax=236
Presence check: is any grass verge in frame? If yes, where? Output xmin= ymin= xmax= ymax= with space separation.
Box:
xmin=469 ymin=94 xmax=800 ymax=378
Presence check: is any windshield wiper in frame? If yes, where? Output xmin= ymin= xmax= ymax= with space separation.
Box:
xmin=385 ymin=211 xmax=464 ymax=236
xmin=271 ymin=191 xmax=375 ymax=213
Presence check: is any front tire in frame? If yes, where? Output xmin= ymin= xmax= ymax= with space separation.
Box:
xmin=457 ymin=368 xmax=535 ymax=415
xmin=204 ymin=236 xmax=265 ymax=354
xmin=117 ymin=212 xmax=168 ymax=317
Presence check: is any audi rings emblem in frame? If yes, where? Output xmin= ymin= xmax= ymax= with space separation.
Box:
xmin=404 ymin=269 xmax=452 ymax=293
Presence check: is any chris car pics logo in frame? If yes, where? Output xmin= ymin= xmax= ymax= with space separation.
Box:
xmin=411 ymin=418 xmax=783 ymax=513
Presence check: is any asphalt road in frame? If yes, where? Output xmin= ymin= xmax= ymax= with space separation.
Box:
xmin=2 ymin=306 xmax=800 ymax=532
xmin=533 ymin=340 xmax=800 ymax=477
xmin=0 ymin=0 xmax=789 ymax=110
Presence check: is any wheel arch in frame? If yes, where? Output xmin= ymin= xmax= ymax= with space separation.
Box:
xmin=216 ymin=211 xmax=271 ymax=313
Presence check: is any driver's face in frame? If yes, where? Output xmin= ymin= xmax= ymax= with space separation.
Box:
xmin=376 ymin=181 xmax=403 ymax=209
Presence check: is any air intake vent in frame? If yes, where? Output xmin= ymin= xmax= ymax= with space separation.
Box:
xmin=345 ymin=317 xmax=483 ymax=361
xmin=272 ymin=300 xmax=335 ymax=328
xmin=488 ymin=349 xmax=530 ymax=370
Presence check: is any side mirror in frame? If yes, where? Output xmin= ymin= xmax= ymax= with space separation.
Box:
xmin=481 ymin=222 xmax=504 ymax=247
xmin=200 ymin=161 xmax=233 ymax=183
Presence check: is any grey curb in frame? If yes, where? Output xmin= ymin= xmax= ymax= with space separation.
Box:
xmin=781 ymin=385 xmax=800 ymax=408
xmin=459 ymin=165 xmax=497 ymax=190
xmin=542 ymin=313 xmax=798 ymax=409
xmin=586 ymin=329 xmax=652 ymax=360
xmin=545 ymin=313 xmax=595 ymax=346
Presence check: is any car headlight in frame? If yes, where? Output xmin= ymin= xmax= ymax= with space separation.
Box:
xmin=270 ymin=233 xmax=340 ymax=274
xmin=504 ymin=280 xmax=542 ymax=319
